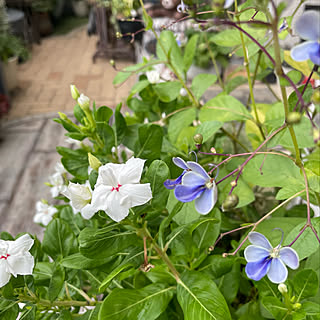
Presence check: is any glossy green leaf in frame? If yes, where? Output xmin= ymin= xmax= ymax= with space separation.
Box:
xmin=195 ymin=121 xmax=223 ymax=143
xmin=114 ymin=103 xmax=127 ymax=146
xmin=183 ymin=34 xmax=199 ymax=72
xmin=261 ymin=297 xmax=287 ymax=320
xmin=153 ymin=81 xmax=182 ymax=103
xmin=48 ymin=263 xmax=65 ymax=302
xmin=99 ymin=284 xmax=174 ymax=320
xmin=177 ymin=271 xmax=231 ymax=320
xmin=293 ymin=269 xmax=319 ymax=301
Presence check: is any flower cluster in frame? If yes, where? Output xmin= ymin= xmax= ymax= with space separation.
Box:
xmin=164 ymin=157 xmax=218 ymax=214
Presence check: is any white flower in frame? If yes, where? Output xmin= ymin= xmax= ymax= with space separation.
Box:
xmin=62 ymin=182 xmax=95 ymax=219
xmin=49 ymin=172 xmax=66 ymax=198
xmin=34 ymin=201 xmax=58 ymax=226
xmin=146 ymin=70 xmax=160 ymax=84
xmin=54 ymin=162 xmax=66 ymax=175
xmin=86 ymin=158 xmax=152 ymax=222
xmin=65 ymin=137 xmax=83 ymax=148
xmin=0 ymin=234 xmax=34 ymax=287
xmin=77 ymin=94 xmax=90 ymax=110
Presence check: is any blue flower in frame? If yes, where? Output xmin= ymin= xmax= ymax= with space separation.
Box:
xmin=244 ymin=232 xmax=299 ymax=284
xmin=164 ymin=157 xmax=189 ymax=190
xmin=291 ymin=11 xmax=320 ymax=65
xmin=174 ymin=162 xmax=218 ymax=214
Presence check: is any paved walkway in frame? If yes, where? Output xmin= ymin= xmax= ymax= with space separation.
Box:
xmin=0 ymin=26 xmax=136 ymax=238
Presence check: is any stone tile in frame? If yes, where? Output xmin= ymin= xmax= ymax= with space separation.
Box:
xmin=35 ymin=118 xmax=69 ymax=152
xmin=47 ymin=72 xmax=63 ymax=81
xmin=0 ymin=152 xmax=61 ymax=237
xmin=3 ymin=118 xmax=44 ymax=133
xmin=0 ymin=130 xmax=38 ymax=202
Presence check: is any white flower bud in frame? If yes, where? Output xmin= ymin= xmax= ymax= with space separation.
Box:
xmin=180 ymin=88 xmax=188 ymax=97
xmin=62 ymin=182 xmax=92 ymax=211
xmin=146 ymin=70 xmax=160 ymax=84
xmin=278 ymin=283 xmax=288 ymax=294
xmin=77 ymin=94 xmax=90 ymax=111
xmin=70 ymin=85 xmax=80 ymax=100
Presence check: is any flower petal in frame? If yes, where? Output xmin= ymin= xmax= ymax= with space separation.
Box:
xmin=80 ymin=204 xmax=97 ymax=220
xmin=248 ymin=232 xmax=273 ymax=250
xmin=244 ymin=245 xmax=270 ymax=262
xmin=119 ymin=183 xmax=152 ymax=208
xmin=96 ymin=165 xmax=118 ymax=187
xmin=194 ymin=186 xmax=217 ymax=214
xmin=245 ymin=257 xmax=271 ymax=281
xmin=105 ymin=191 xmax=130 ymax=222
xmin=8 ymin=234 xmax=34 ymax=255
xmin=267 ymin=258 xmax=288 ymax=284
xmin=89 ymin=184 xmax=112 ymax=212
xmin=186 ymin=161 xmax=210 ymax=180
xmin=164 ymin=172 xmax=185 ymax=189
xmin=41 ymin=214 xmax=53 ymax=226
xmin=0 ymin=261 xmax=11 ymax=287
xmin=174 ymin=184 xmax=205 ymax=202
xmin=7 ymin=253 xmax=34 ymax=277
xmin=182 ymin=171 xmax=207 ymax=186
xmin=224 ymin=0 xmax=234 ymax=9
xmin=310 ymin=45 xmax=320 ymax=65
xmin=295 ymin=11 xmax=320 ymax=41
xmin=279 ymin=247 xmax=299 ymax=270
xmin=291 ymin=41 xmax=319 ymax=62
xmin=173 ymin=157 xmax=189 ymax=170
xmin=118 ymin=157 xmax=146 ymax=185
xmin=33 ymin=213 xmax=44 ymax=224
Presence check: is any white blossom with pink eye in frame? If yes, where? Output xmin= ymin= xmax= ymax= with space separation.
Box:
xmin=0 ymin=234 xmax=34 ymax=287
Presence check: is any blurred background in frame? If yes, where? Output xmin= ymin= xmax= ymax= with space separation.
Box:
xmin=0 ymin=0 xmax=319 ymax=237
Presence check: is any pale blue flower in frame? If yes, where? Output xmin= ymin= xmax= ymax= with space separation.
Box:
xmin=164 ymin=157 xmax=189 ymax=190
xmin=244 ymin=232 xmax=299 ymax=284
xmin=291 ymin=11 xmax=320 ymax=65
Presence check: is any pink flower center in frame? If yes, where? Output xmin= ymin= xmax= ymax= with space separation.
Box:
xmin=0 ymin=254 xmax=10 ymax=260
xmin=111 ymin=184 xmax=122 ymax=192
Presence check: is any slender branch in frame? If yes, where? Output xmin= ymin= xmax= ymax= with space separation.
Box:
xmin=220 ymin=127 xmax=250 ymax=152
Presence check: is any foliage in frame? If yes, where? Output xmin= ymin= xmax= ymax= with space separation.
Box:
xmin=1 ymin=0 xmax=320 ymax=319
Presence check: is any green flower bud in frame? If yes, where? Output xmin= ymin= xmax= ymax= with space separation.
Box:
xmin=193 ymin=133 xmax=203 ymax=145
xmin=88 ymin=153 xmax=102 ymax=171
xmin=293 ymin=303 xmax=301 ymax=310
xmin=70 ymin=85 xmax=80 ymax=100
xmin=312 ymin=89 xmax=320 ymax=104
xmin=286 ymin=112 xmax=301 ymax=125
xmin=222 ymin=194 xmax=239 ymax=211
xmin=58 ymin=112 xmax=68 ymax=121
xmin=278 ymin=283 xmax=288 ymax=294
xmin=110 ymin=59 xmax=115 ymax=67
xmin=199 ymin=43 xmax=207 ymax=53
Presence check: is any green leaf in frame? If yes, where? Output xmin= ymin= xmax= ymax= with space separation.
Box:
xmin=42 ymin=219 xmax=77 ymax=259
xmin=96 ymin=122 xmax=115 ymax=154
xmin=288 ymin=84 xmax=314 ymax=111
xmin=65 ymin=132 xmax=87 ymax=141
xmin=78 ymin=305 xmax=101 ymax=320
xmin=79 ymin=225 xmax=140 ymax=259
xmin=261 ymin=297 xmax=287 ymax=320
xmin=195 ymin=121 xmax=223 ymax=143
xmin=18 ymin=306 xmax=36 ymax=320
xmin=61 ymin=252 xmax=114 ymax=270
xmin=284 ymin=218 xmax=320 ymax=260
xmin=113 ymin=71 xmax=131 ymax=86
xmin=98 ymin=284 xmax=174 ymax=320
xmin=136 ymin=124 xmax=163 ymax=164
xmin=95 ymin=106 xmax=113 ymax=123
xmin=153 ymin=81 xmax=183 ymax=102
xmin=129 ymin=80 xmax=150 ymax=98
xmin=57 ymin=147 xmax=88 ymax=179
xmin=142 ymin=10 xmax=153 ymax=30
xmin=33 ymin=262 xmax=54 ymax=285
xmin=225 ymin=76 xmax=247 ymax=94
xmin=191 ymin=74 xmax=217 ymax=100
xmin=168 ymin=108 xmax=196 ymax=144
xmin=200 ymin=94 xmax=252 ymax=122
xmin=177 ymin=271 xmax=231 ymax=320
xmin=114 ymin=103 xmax=127 ymax=146
xmin=183 ymin=34 xmax=199 ymax=72
xmin=74 ymin=104 xmax=86 ymax=124
xmin=303 ymin=301 xmax=320 ymax=318
xmin=198 ymin=255 xmax=236 ymax=279
xmin=99 ymin=248 xmax=144 ymax=291
xmin=0 ymin=299 xmax=19 ymax=320
xmin=48 ymin=263 xmax=65 ymax=302
xmin=211 ymin=29 xmax=242 ymax=47
xmin=146 ymin=160 xmax=170 ymax=209
xmin=156 ymin=31 xmax=184 ymax=78
xmin=279 ymin=70 xmax=302 ymax=86
xmin=293 ymin=269 xmax=319 ymax=301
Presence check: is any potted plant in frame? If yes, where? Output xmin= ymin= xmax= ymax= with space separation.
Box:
xmin=31 ymin=0 xmax=54 ymax=36
xmin=0 ymin=33 xmax=28 ymax=91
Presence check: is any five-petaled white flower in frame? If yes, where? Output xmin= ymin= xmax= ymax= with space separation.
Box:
xmin=33 ymin=201 xmax=58 ymax=226
xmin=49 ymin=172 xmax=66 ymax=198
xmin=62 ymin=182 xmax=95 ymax=219
xmin=86 ymin=158 xmax=152 ymax=222
xmin=0 ymin=234 xmax=34 ymax=287
xmin=146 ymin=70 xmax=160 ymax=84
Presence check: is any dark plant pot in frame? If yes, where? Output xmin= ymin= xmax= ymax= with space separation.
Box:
xmin=34 ymin=12 xmax=54 ymax=36
xmin=118 ymin=19 xmax=144 ymax=42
